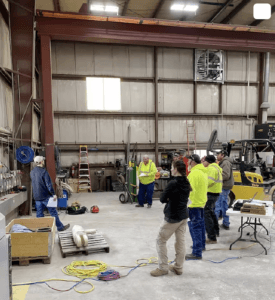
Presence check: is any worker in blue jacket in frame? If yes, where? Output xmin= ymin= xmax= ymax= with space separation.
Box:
xmin=30 ymin=156 xmax=70 ymax=232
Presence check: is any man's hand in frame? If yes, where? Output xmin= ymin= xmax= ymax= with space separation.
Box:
xmin=53 ymin=195 xmax=57 ymax=201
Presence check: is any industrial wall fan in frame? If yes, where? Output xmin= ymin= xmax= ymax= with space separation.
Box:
xmin=194 ymin=49 xmax=224 ymax=83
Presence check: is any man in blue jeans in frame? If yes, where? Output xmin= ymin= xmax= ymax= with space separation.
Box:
xmin=136 ymin=155 xmax=157 ymax=208
xmin=30 ymin=156 xmax=70 ymax=232
xmin=215 ymin=150 xmax=234 ymax=231
xmin=185 ymin=154 xmax=208 ymax=260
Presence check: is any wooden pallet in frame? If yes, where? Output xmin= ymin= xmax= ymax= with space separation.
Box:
xmin=58 ymin=231 xmax=109 ymax=258
xmin=12 ymin=256 xmax=51 ymax=266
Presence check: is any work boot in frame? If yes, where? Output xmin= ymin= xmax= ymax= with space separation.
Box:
xmin=147 ymin=205 xmax=152 ymax=208
xmin=150 ymin=268 xmax=168 ymax=277
xmin=206 ymin=239 xmax=217 ymax=244
xmin=135 ymin=204 xmax=144 ymax=207
xmin=190 ymin=246 xmax=205 ymax=251
xmin=169 ymin=265 xmax=182 ymax=275
xmin=221 ymin=224 xmax=230 ymax=230
xmin=58 ymin=224 xmax=70 ymax=232
xmin=185 ymin=254 xmax=202 ymax=260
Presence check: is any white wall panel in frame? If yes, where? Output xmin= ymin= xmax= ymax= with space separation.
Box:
xmin=158 ymin=119 xmax=187 ymax=143
xmin=97 ymin=118 xmax=115 ymax=143
xmin=56 ymin=80 xmax=77 ymax=111
xmin=226 ymin=52 xmax=247 ymax=81
xmin=0 ymin=18 xmax=11 ymax=69
xmin=51 ymin=42 xmax=57 ymax=74
xmin=158 ymin=83 xmax=193 ymax=113
xmin=94 ymin=44 xmax=113 ymax=76
xmin=57 ymin=117 xmax=77 ymax=143
xmin=113 ymin=46 xmax=130 ymax=77
xmin=75 ymin=43 xmax=95 ymax=75
xmin=223 ymin=86 xmax=258 ymax=115
xmin=53 ymin=118 xmax=60 ymax=142
xmin=158 ymin=48 xmax=193 ymax=79
xmin=76 ymin=117 xmax=97 ymax=143
xmin=55 ymin=42 xmax=76 ymax=74
xmin=268 ymin=87 xmax=275 ymax=115
xmin=197 ymin=85 xmax=219 ymax=114
xmin=129 ymin=46 xmax=154 ymax=78
xmin=32 ymin=112 xmax=40 ymax=142
xmin=121 ymin=82 xmax=154 ymax=113
xmin=52 ymin=80 xmax=58 ymax=111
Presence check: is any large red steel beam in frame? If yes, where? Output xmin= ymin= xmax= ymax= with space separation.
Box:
xmin=36 ymin=13 xmax=275 ymax=52
xmin=40 ymin=35 xmax=56 ymax=184
xmin=10 ymin=0 xmax=35 ymax=215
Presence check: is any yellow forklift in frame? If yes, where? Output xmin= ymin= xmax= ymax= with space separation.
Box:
xmin=207 ymin=130 xmax=275 ymax=207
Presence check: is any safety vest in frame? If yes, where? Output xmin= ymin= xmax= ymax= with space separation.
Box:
xmin=207 ymin=163 xmax=223 ymax=194
xmin=138 ymin=160 xmax=157 ymax=185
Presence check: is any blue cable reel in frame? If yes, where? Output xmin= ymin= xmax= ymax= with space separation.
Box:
xmin=16 ymin=146 xmax=35 ymax=164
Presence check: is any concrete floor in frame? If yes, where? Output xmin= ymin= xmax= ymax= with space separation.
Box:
xmin=12 ymin=192 xmax=275 ymax=300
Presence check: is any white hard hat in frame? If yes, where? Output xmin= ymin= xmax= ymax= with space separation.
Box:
xmin=34 ymin=156 xmax=45 ymax=164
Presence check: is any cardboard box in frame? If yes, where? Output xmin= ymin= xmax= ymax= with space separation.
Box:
xmin=5 ymin=217 xmax=56 ymax=258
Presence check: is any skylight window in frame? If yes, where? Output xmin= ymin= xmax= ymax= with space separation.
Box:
xmin=171 ymin=4 xmax=199 ymax=12
xmin=90 ymin=5 xmax=119 ymax=14
xmin=171 ymin=4 xmax=185 ymax=11
xmin=86 ymin=77 xmax=121 ymax=111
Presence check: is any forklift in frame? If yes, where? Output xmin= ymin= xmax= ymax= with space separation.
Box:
xmin=207 ymin=130 xmax=275 ymax=206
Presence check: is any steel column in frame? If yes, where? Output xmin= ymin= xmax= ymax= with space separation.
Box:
xmin=40 ymin=35 xmax=56 ymax=184
xmin=10 ymin=0 xmax=35 ymax=215
xmin=154 ymin=47 xmax=159 ymax=167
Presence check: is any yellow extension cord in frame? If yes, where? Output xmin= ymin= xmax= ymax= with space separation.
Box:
xmin=13 ymin=245 xmax=258 ymax=295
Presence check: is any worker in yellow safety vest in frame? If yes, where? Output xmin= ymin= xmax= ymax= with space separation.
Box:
xmin=136 ymin=155 xmax=157 ymax=208
xmin=202 ymin=155 xmax=223 ymax=244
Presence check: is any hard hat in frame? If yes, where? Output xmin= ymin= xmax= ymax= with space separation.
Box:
xmin=34 ymin=156 xmax=45 ymax=164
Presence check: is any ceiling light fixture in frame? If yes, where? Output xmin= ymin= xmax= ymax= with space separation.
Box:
xmin=90 ymin=5 xmax=104 ymax=11
xmin=105 ymin=6 xmax=119 ymax=13
xmin=171 ymin=4 xmax=185 ymax=11
xmin=184 ymin=5 xmax=199 ymax=12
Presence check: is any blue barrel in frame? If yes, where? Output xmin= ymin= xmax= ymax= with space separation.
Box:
xmin=58 ymin=190 xmax=68 ymax=208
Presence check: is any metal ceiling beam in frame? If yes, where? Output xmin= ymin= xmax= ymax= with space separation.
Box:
xmin=122 ymin=0 xmax=130 ymax=16
xmin=152 ymin=0 xmax=165 ymax=18
xmin=250 ymin=5 xmax=275 ymax=27
xmin=221 ymin=0 xmax=251 ymax=24
xmin=36 ymin=13 xmax=275 ymax=52
xmin=208 ymin=0 xmax=234 ymax=23
xmin=0 ymin=0 xmax=9 ymax=26
xmin=53 ymin=0 xmax=61 ymax=12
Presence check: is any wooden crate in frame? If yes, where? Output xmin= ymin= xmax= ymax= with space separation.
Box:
xmin=6 ymin=217 xmax=56 ymax=261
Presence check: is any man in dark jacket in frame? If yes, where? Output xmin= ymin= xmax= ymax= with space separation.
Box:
xmin=150 ymin=160 xmax=190 ymax=277
xmin=215 ymin=150 xmax=234 ymax=230
xmin=30 ymin=156 xmax=70 ymax=232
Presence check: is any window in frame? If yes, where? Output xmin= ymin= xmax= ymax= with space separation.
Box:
xmin=86 ymin=77 xmax=121 ymax=111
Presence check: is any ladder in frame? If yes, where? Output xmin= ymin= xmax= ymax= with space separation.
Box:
xmin=78 ymin=145 xmax=92 ymax=193
xmin=186 ymin=120 xmax=197 ymax=155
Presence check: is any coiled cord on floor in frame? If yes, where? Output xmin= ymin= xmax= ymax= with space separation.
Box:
xmin=62 ymin=260 xmax=108 ymax=279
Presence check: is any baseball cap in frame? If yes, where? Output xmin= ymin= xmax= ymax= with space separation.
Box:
xmin=186 ymin=154 xmax=201 ymax=164
xmin=217 ymin=150 xmax=228 ymax=156
xmin=205 ymin=155 xmax=216 ymax=164
xmin=34 ymin=156 xmax=45 ymax=164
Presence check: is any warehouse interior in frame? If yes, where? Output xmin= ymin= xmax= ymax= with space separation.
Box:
xmin=1 ymin=0 xmax=275 ymax=299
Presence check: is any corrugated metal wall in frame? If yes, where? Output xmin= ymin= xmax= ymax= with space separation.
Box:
xmin=0 ymin=9 xmax=12 ymax=168
xmin=51 ymin=42 xmax=275 ymax=167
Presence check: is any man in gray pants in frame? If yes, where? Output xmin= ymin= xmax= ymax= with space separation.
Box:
xmin=215 ymin=150 xmax=234 ymax=231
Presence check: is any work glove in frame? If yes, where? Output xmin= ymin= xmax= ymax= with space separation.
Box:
xmin=53 ymin=195 xmax=57 ymax=201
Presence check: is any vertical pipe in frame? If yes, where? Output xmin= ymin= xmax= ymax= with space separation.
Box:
xmin=258 ymin=53 xmax=264 ymax=125
xmin=40 ymin=35 xmax=56 ymax=184
xmin=219 ymin=84 xmax=223 ymax=114
xmin=194 ymin=82 xmax=197 ymax=114
xmin=154 ymin=47 xmax=159 ymax=167
xmin=262 ymin=52 xmax=270 ymax=124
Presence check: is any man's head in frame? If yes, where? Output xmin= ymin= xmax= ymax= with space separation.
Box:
xmin=143 ymin=155 xmax=150 ymax=165
xmin=203 ymin=155 xmax=216 ymax=167
xmin=186 ymin=154 xmax=201 ymax=168
xmin=217 ymin=150 xmax=228 ymax=162
xmin=34 ymin=156 xmax=45 ymax=167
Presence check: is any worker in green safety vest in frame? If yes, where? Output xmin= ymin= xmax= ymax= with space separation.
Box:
xmin=202 ymin=155 xmax=223 ymax=244
xmin=136 ymin=155 xmax=157 ymax=208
